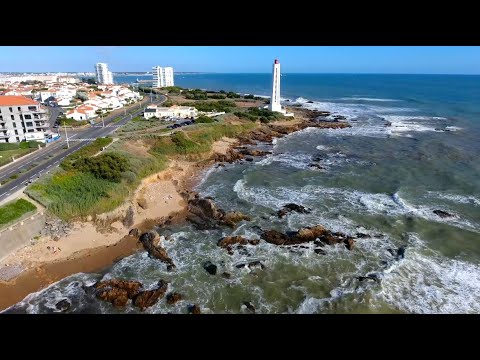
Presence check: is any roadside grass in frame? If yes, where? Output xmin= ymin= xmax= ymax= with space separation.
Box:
xmin=0 ymin=198 xmax=37 ymax=227
xmin=0 ymin=148 xmax=35 ymax=167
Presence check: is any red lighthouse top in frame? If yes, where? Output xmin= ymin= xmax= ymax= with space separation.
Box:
xmin=274 ymin=59 xmax=279 ymax=64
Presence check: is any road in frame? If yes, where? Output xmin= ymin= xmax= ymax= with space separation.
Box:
xmin=0 ymin=95 xmax=165 ymax=204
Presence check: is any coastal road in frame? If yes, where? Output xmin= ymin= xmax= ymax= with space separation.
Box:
xmin=0 ymin=95 xmax=166 ymax=204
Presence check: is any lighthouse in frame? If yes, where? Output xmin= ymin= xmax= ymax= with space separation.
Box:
xmin=269 ymin=59 xmax=282 ymax=112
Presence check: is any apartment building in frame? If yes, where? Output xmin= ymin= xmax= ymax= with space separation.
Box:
xmin=152 ymin=66 xmax=174 ymax=88
xmin=95 ymin=63 xmax=114 ymax=85
xmin=0 ymin=96 xmax=49 ymax=143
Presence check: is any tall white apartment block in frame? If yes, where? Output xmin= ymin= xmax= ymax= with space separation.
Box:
xmin=269 ymin=59 xmax=282 ymax=112
xmin=152 ymin=66 xmax=174 ymax=88
xmin=95 ymin=63 xmax=114 ymax=85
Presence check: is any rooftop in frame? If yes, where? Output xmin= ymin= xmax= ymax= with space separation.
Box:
xmin=0 ymin=95 xmax=38 ymax=106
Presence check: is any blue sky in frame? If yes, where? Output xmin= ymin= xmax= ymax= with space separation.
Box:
xmin=0 ymin=46 xmax=479 ymax=74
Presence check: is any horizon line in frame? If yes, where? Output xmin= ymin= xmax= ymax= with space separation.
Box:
xmin=1 ymin=72 xmax=480 ymax=76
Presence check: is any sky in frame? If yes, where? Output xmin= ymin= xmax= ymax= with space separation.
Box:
xmin=0 ymin=46 xmax=479 ymax=74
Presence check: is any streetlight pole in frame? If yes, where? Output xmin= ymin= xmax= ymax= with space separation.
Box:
xmin=101 ymin=113 xmax=105 ymax=128
xmin=64 ymin=121 xmax=69 ymax=148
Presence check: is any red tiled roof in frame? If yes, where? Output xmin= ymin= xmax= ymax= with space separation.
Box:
xmin=0 ymin=95 xmax=38 ymax=106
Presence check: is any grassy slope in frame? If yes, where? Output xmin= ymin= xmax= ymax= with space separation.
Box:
xmin=0 ymin=148 xmax=35 ymax=167
xmin=25 ymin=120 xmax=255 ymax=221
xmin=0 ymin=198 xmax=37 ymax=227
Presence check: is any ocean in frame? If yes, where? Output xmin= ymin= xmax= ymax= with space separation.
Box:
xmin=6 ymin=73 xmax=480 ymax=314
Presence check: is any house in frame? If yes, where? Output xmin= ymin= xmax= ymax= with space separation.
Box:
xmin=65 ymin=108 xmax=91 ymax=121
xmin=143 ymin=105 xmax=198 ymax=119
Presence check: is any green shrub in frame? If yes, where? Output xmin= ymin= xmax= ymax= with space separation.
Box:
xmin=195 ymin=115 xmax=214 ymax=123
xmin=183 ymin=100 xmax=236 ymax=113
xmin=243 ymin=94 xmax=255 ymax=99
xmin=74 ymin=153 xmax=129 ymax=182
xmin=61 ymin=137 xmax=113 ymax=170
xmin=227 ymin=92 xmax=241 ymax=99
xmin=208 ymin=94 xmax=226 ymax=99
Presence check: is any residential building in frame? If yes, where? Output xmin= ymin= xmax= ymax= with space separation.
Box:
xmin=152 ymin=66 xmax=174 ymax=88
xmin=65 ymin=108 xmax=93 ymax=121
xmin=0 ymin=96 xmax=49 ymax=143
xmin=143 ymin=105 xmax=197 ymax=119
xmin=95 ymin=63 xmax=114 ymax=85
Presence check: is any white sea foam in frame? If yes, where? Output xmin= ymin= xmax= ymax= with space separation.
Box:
xmin=426 ymin=191 xmax=480 ymax=207
xmin=380 ymin=242 xmax=480 ymax=314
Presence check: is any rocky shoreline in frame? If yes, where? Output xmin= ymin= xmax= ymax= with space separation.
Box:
xmin=0 ymin=107 xmax=354 ymax=312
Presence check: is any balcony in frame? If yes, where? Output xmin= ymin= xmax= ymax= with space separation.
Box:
xmin=34 ymin=122 xmax=49 ymax=128
xmin=0 ymin=133 xmax=10 ymax=139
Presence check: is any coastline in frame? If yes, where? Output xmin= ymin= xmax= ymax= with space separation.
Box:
xmin=0 ymin=106 xmax=349 ymax=312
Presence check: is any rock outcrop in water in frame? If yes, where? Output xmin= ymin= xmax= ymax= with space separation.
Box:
xmin=95 ymin=279 xmax=143 ymax=307
xmin=55 ymin=299 xmax=71 ymax=312
xmin=433 ymin=209 xmax=455 ymax=218
xmin=243 ymin=301 xmax=256 ymax=313
xmin=187 ymin=304 xmax=201 ymax=314
xmin=217 ymin=235 xmax=248 ymax=247
xmin=277 ymin=203 xmax=312 ymax=218
xmin=261 ymin=225 xmax=355 ymax=250
xmin=134 ymin=280 xmax=169 ymax=310
xmin=139 ymin=231 xmax=175 ymax=268
xmin=186 ymin=196 xmax=250 ymax=230
xmin=203 ymin=261 xmax=217 ymax=275
xmin=166 ymin=292 xmax=183 ymax=305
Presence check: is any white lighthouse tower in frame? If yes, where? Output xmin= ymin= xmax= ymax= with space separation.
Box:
xmin=269 ymin=59 xmax=282 ymax=112
xmin=265 ymin=59 xmax=294 ymax=117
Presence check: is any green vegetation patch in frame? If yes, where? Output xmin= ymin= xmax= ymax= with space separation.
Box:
xmin=183 ymin=100 xmax=237 ymax=113
xmin=61 ymin=137 xmax=112 ymax=170
xmin=234 ymin=107 xmax=284 ymax=123
xmin=0 ymin=199 xmax=36 ymax=226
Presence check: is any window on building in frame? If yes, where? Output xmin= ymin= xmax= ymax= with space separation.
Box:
xmin=17 ymin=107 xmax=21 ymax=111
xmin=13 ymin=122 xmax=16 ymax=128
xmin=0 ymin=115 xmax=2 ymax=121
xmin=24 ymin=115 xmax=31 ymax=120
xmin=20 ymin=115 xmax=23 ymax=120
xmin=16 ymin=137 xmax=20 ymax=142
xmin=14 ymin=130 xmax=18 ymax=135
xmin=9 ymin=107 xmax=13 ymax=112
xmin=28 ymin=106 xmax=37 ymax=111
xmin=11 ymin=115 xmax=15 ymax=120
xmin=28 ymin=129 xmax=34 ymax=132
xmin=26 ymin=122 xmax=33 ymax=127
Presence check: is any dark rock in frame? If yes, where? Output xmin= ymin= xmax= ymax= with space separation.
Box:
xmin=217 ymin=235 xmax=248 ymax=247
xmin=344 ymin=238 xmax=355 ymax=251
xmin=396 ymin=245 xmax=406 ymax=260
xmin=357 ymin=273 xmax=380 ymax=283
xmin=243 ymin=301 xmax=256 ymax=313
xmin=167 ymin=264 xmax=175 ymax=272
xmin=277 ymin=203 xmax=311 ymax=218
xmin=236 ymin=263 xmax=245 ymax=269
xmin=203 ymin=261 xmax=217 ymax=275
xmin=133 ymin=280 xmax=169 ymax=310
xmin=387 ymin=248 xmax=396 ymax=257
xmin=129 ymin=228 xmax=140 ymax=237
xmin=245 ymin=157 xmax=254 ymax=162
xmin=238 ymin=148 xmax=272 ymax=157
xmin=306 ymin=101 xmax=314 ymax=104
xmin=187 ymin=304 xmax=201 ymax=314
xmin=248 ymin=239 xmax=260 ymax=245
xmin=95 ymin=279 xmax=143 ymax=300
xmin=308 ymin=163 xmax=323 ymax=169
xmin=55 ymin=299 xmax=71 ymax=312
xmin=314 ymin=248 xmax=327 ymax=255
xmin=139 ymin=230 xmax=160 ymax=247
xmin=355 ymin=233 xmax=370 ymax=238
xmin=261 ymin=225 xmax=355 ymax=250
xmin=222 ymin=211 xmax=251 ymax=228
xmin=222 ymin=272 xmax=232 ymax=279
xmin=166 ymin=292 xmax=182 ymax=305
xmin=248 ymin=261 xmax=265 ymax=270
xmin=433 ymin=209 xmax=454 ymax=218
